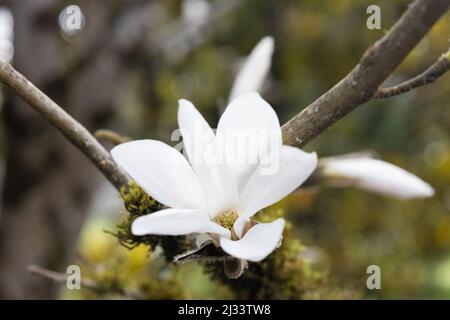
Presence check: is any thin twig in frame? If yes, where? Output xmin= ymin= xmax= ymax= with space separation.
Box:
xmin=94 ymin=129 xmax=131 ymax=146
xmin=374 ymin=52 xmax=450 ymax=99
xmin=282 ymin=0 xmax=450 ymax=148
xmin=27 ymin=265 xmax=141 ymax=299
xmin=0 ymin=61 xmax=130 ymax=191
xmin=27 ymin=265 xmax=99 ymax=290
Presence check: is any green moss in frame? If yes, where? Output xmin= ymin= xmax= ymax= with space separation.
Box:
xmin=74 ymin=256 xmax=185 ymax=300
xmin=110 ymin=184 xmax=357 ymax=298
xmin=204 ymin=223 xmax=312 ymax=298
xmin=204 ymin=209 xmax=358 ymax=299
xmin=120 ymin=181 xmax=162 ymax=216
xmin=108 ymin=181 xmax=189 ymax=261
xmin=138 ymin=277 xmax=185 ymax=299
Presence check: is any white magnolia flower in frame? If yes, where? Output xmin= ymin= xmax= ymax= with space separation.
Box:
xmin=319 ymin=156 xmax=434 ymax=199
xmin=228 ymin=36 xmax=274 ymax=102
xmin=112 ymin=93 xmax=317 ymax=262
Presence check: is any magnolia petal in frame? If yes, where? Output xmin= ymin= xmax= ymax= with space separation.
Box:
xmin=320 ymin=157 xmax=434 ymax=199
xmin=220 ymin=218 xmax=285 ymax=262
xmin=234 ymin=146 xmax=317 ymax=237
xmin=111 ymin=140 xmax=205 ymax=209
xmin=178 ymin=99 xmax=238 ymax=217
xmin=131 ymin=208 xmax=230 ymax=238
xmin=228 ymin=36 xmax=274 ymax=102
xmin=178 ymin=99 xmax=215 ymax=165
xmin=216 ymin=93 xmax=282 ymax=193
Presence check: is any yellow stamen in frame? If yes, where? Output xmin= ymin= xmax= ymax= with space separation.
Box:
xmin=214 ymin=210 xmax=238 ymax=231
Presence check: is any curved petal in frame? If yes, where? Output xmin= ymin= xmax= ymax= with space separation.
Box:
xmin=320 ymin=157 xmax=435 ymax=199
xmin=111 ymin=140 xmax=205 ymax=209
xmin=216 ymin=93 xmax=282 ymax=193
xmin=228 ymin=36 xmax=274 ymax=102
xmin=178 ymin=100 xmax=238 ymax=217
xmin=132 ymin=208 xmax=230 ymax=238
xmin=220 ymin=218 xmax=285 ymax=262
xmin=234 ymin=146 xmax=317 ymax=237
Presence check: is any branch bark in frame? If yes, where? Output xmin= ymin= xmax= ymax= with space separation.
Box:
xmin=374 ymin=51 xmax=450 ymax=99
xmin=0 ymin=0 xmax=447 ymax=190
xmin=27 ymin=265 xmax=141 ymax=299
xmin=94 ymin=129 xmax=131 ymax=146
xmin=282 ymin=0 xmax=450 ymax=148
xmin=0 ymin=61 xmax=130 ymax=190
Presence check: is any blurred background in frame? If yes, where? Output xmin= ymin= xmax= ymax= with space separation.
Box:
xmin=0 ymin=0 xmax=448 ymax=299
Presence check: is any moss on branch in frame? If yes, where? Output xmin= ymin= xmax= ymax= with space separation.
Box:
xmin=204 ymin=221 xmax=341 ymax=299
xmin=109 ymin=181 xmax=190 ymax=261
xmin=109 ymin=182 xmax=357 ymax=299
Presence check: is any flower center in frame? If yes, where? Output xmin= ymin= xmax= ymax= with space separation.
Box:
xmin=214 ymin=210 xmax=239 ymax=230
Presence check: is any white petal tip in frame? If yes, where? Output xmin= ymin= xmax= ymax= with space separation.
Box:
xmin=287 ymin=147 xmax=318 ymax=172
xmin=403 ymin=183 xmax=435 ymax=199
xmin=259 ymin=36 xmax=275 ymax=51
xmin=424 ymin=186 xmax=435 ymax=197
xmin=178 ymin=98 xmax=190 ymax=105
xmin=110 ymin=140 xmax=145 ymax=161
xmin=130 ymin=217 xmax=148 ymax=236
xmin=178 ymin=98 xmax=194 ymax=111
xmin=320 ymin=157 xmax=435 ymax=200
xmin=228 ymin=36 xmax=275 ymax=102
xmin=308 ymin=151 xmax=319 ymax=163
xmin=220 ymin=218 xmax=285 ymax=262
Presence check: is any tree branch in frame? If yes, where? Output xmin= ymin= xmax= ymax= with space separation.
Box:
xmin=27 ymin=265 xmax=98 ymax=290
xmin=94 ymin=129 xmax=131 ymax=147
xmin=27 ymin=265 xmax=141 ymax=299
xmin=0 ymin=0 xmax=448 ymax=194
xmin=0 ymin=61 xmax=130 ymax=190
xmin=282 ymin=0 xmax=450 ymax=148
xmin=374 ymin=51 xmax=450 ymax=99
